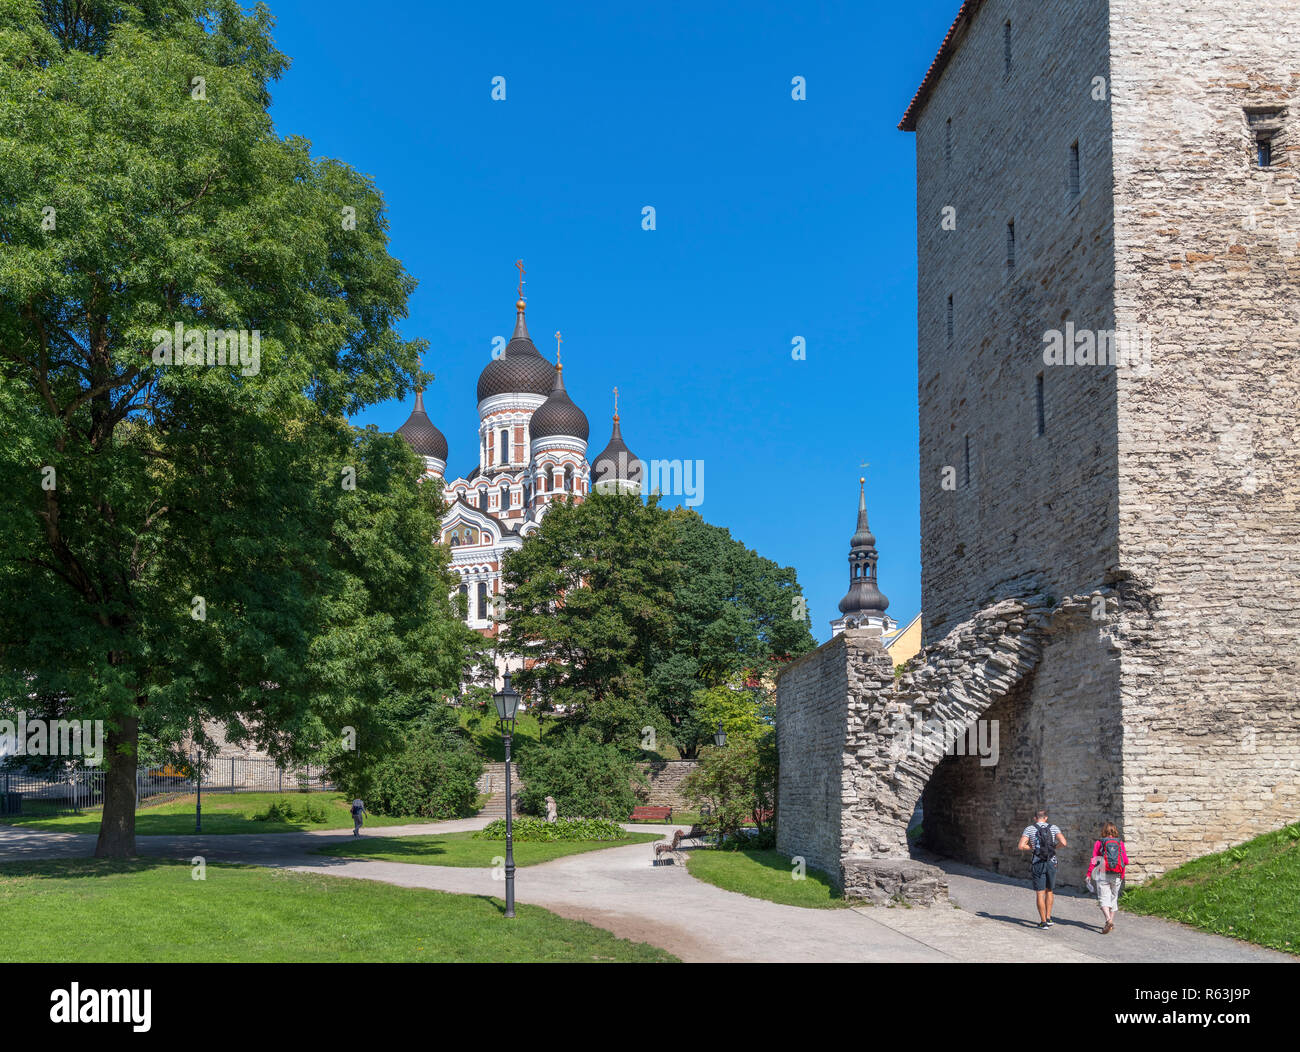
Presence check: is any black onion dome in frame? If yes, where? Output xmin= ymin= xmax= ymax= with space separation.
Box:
xmin=530 ymin=364 xmax=589 ymax=441
xmin=591 ymin=416 xmax=642 ymax=487
xmin=839 ymin=578 xmax=890 ymax=615
xmin=396 ymin=390 xmax=448 ymax=460
xmin=476 ymin=301 xmax=555 ymax=402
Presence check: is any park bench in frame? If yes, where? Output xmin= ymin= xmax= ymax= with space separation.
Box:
xmin=653 ymin=828 xmax=685 ymax=865
xmin=630 ymin=805 xmax=672 ymax=823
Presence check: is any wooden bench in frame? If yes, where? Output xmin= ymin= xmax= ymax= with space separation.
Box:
xmin=743 ymin=808 xmax=774 ymax=826
xmin=630 ymin=805 xmax=672 ymax=823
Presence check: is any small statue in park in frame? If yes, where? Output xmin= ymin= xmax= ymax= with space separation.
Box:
xmin=545 ymin=796 xmax=558 ymax=823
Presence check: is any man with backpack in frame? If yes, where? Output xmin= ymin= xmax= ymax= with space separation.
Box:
xmin=1085 ymin=821 xmax=1129 ymax=934
xmin=350 ymin=798 xmax=365 ymax=837
xmin=1018 ymin=809 xmax=1068 ymax=929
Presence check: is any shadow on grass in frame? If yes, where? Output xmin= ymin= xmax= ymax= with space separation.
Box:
xmin=0 ymin=857 xmax=260 ymax=880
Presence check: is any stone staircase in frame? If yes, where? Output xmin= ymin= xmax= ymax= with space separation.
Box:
xmin=475 ymin=762 xmax=521 ymax=818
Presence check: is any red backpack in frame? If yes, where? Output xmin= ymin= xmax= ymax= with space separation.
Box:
xmin=1100 ymin=837 xmax=1125 ymax=875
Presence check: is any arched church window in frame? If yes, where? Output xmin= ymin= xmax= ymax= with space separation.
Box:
xmin=478 ymin=489 xmax=488 ymax=511
xmin=501 ymin=485 xmax=510 ymax=509
xmin=477 ymin=582 xmax=488 ymax=620
xmin=499 ymin=430 xmax=508 ymax=464
xmin=458 ymin=583 xmax=468 ymax=617
xmin=564 ymin=466 xmax=574 ymax=492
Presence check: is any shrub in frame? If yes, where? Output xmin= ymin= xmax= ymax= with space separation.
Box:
xmin=516 ymin=735 xmax=645 ymax=820
xmin=473 ymin=816 xmax=628 ymax=842
xmin=252 ymin=797 xmax=328 ymax=824
xmin=681 ymin=729 xmax=777 ymax=842
xmin=334 ymin=724 xmax=483 ymax=819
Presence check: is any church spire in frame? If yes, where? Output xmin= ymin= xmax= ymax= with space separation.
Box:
xmin=835 ymin=476 xmax=890 ymax=629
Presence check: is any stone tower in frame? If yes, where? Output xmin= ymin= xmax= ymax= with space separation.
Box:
xmin=899 ymin=0 xmax=1300 ymax=878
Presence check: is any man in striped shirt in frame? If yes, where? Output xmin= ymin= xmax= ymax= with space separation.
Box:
xmin=1017 ymin=809 xmax=1068 ymax=929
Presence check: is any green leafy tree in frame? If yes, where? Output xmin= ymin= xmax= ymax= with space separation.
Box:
xmin=680 ymin=730 xmax=778 ymax=843
xmin=0 ymin=1 xmax=468 ymax=856
xmin=690 ymin=682 xmax=767 ymax=747
xmin=516 ymin=734 xmax=646 ymax=820
xmin=498 ymin=491 xmax=678 ymax=744
xmin=649 ymin=510 xmax=815 ymax=754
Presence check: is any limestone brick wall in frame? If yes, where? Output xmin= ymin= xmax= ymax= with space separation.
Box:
xmin=636 ymin=760 xmax=699 ymax=811
xmin=1108 ymin=0 xmax=1300 ymax=876
xmin=775 ymin=634 xmax=849 ymax=881
xmin=914 ymin=0 xmax=1120 ymax=647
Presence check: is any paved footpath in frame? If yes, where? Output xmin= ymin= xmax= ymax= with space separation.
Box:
xmin=0 ymin=822 xmax=1290 ymax=964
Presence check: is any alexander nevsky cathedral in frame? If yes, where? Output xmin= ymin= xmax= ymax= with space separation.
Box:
xmin=393 ymin=278 xmax=643 ymax=681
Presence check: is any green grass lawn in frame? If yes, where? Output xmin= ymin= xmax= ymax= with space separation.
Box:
xmin=0 ymin=858 xmax=675 ymax=962
xmin=685 ymin=848 xmax=850 ymax=908
xmin=0 ymin=792 xmax=443 ymax=835
xmin=459 ymin=707 xmax=546 ymax=761
xmin=315 ymin=829 xmax=661 ymax=867
xmin=1120 ymin=822 xmax=1300 ymax=954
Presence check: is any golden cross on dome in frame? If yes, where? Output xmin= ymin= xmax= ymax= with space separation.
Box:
xmin=613 ymin=386 xmax=619 ymax=420
xmin=554 ymin=331 xmax=562 ymax=365
xmin=515 ymin=259 xmax=526 ymax=298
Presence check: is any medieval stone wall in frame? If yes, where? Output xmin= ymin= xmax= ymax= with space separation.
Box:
xmin=904 ymin=0 xmax=1300 ymax=885
xmin=914 ymin=0 xmax=1119 ymax=647
xmin=1108 ymin=0 xmax=1300 ymax=877
xmin=775 ymin=634 xmax=849 ymax=881
xmin=922 ymin=609 xmax=1124 ymax=884
xmin=637 ymin=760 xmax=699 ymax=811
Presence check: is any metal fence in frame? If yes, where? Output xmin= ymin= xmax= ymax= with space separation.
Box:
xmin=0 ymin=757 xmax=334 ymax=817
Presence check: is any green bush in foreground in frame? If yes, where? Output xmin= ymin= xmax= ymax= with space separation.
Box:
xmin=474 ymin=816 xmax=629 ymax=842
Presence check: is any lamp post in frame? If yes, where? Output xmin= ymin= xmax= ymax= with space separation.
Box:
xmin=493 ymin=672 xmax=522 ymax=919
xmin=714 ymin=722 xmax=727 ymax=749
xmin=192 ymin=749 xmax=202 ymax=834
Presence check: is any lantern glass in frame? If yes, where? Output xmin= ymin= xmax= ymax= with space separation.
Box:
xmin=714 ymin=722 xmax=727 ymax=748
xmin=494 ymin=673 xmax=521 ymax=726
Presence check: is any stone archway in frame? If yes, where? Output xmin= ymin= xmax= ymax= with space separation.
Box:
xmin=840 ymin=596 xmax=1056 ymax=861
xmin=776 ymin=588 xmax=1121 ymax=904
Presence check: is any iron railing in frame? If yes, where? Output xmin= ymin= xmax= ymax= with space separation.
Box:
xmin=0 ymin=757 xmax=334 ymax=817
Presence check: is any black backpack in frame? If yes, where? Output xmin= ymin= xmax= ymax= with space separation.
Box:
xmin=1033 ymin=823 xmax=1056 ymax=861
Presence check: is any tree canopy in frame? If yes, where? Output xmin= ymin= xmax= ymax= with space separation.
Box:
xmin=0 ymin=0 xmax=470 ymax=855
xmin=497 ymin=492 xmax=815 ymax=755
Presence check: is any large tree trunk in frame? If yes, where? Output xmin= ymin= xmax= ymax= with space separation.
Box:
xmin=94 ymin=713 xmax=139 ymax=858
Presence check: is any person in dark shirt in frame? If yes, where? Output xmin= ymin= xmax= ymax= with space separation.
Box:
xmin=1017 ymin=808 xmax=1068 ymax=929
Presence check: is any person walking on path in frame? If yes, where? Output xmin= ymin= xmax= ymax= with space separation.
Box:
xmin=350 ymin=799 xmax=365 ymax=837
xmin=1085 ymin=822 xmax=1128 ymax=934
xmin=1018 ymin=809 xmax=1067 ymax=929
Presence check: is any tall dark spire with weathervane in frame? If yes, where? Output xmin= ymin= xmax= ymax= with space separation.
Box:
xmin=831 ymin=477 xmax=893 ymax=636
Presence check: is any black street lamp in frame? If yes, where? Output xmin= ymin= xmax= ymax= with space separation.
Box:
xmin=493 ymin=672 xmax=522 ymax=919
xmin=714 ymin=722 xmax=727 ymax=749
xmin=192 ymin=749 xmax=202 ymax=834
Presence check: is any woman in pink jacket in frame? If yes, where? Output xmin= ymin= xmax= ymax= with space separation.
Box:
xmin=1085 ymin=822 xmax=1129 ymax=934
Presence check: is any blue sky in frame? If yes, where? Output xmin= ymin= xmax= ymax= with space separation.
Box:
xmin=266 ymin=0 xmax=960 ymax=643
